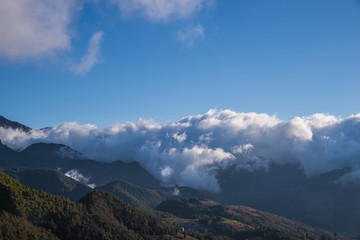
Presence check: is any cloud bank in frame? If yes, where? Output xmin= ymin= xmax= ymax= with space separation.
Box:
xmin=1 ymin=109 xmax=360 ymax=192
xmin=0 ymin=0 xmax=79 ymax=60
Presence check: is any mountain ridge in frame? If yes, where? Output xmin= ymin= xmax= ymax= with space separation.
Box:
xmin=0 ymin=115 xmax=31 ymax=132
xmin=0 ymin=140 xmax=161 ymax=189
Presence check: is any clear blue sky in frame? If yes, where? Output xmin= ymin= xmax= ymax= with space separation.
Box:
xmin=1 ymin=0 xmax=359 ymax=128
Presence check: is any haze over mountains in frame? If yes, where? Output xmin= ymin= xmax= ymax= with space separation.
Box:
xmin=1 ymin=114 xmax=360 ymax=237
xmin=1 ymin=111 xmax=360 ymax=191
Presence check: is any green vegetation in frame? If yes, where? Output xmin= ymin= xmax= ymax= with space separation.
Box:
xmin=0 ymin=211 xmax=57 ymax=240
xmin=157 ymin=198 xmax=345 ymax=240
xmin=4 ymin=168 xmax=92 ymax=201
xmin=0 ymin=170 xmax=177 ymax=239
xmin=0 ymin=170 xmax=353 ymax=240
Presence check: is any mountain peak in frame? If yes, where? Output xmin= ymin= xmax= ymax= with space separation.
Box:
xmin=21 ymin=142 xmax=84 ymax=160
xmin=0 ymin=115 xmax=31 ymax=132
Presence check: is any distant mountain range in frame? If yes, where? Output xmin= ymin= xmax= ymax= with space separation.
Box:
xmin=215 ymin=164 xmax=360 ymax=236
xmin=0 ymin=141 xmax=162 ymax=189
xmin=1 ymin=115 xmax=360 ymax=238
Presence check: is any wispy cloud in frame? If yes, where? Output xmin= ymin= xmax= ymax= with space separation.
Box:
xmin=65 ymin=169 xmax=96 ymax=188
xmin=0 ymin=0 xmax=79 ymax=60
xmin=0 ymin=0 xmax=214 ymax=64
xmin=72 ymin=31 xmax=104 ymax=74
xmin=110 ymin=0 xmax=212 ymax=21
xmin=177 ymin=25 xmax=204 ymax=45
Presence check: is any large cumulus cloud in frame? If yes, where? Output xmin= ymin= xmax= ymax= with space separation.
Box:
xmin=0 ymin=0 xmax=78 ymax=60
xmin=1 ymin=109 xmax=360 ymax=192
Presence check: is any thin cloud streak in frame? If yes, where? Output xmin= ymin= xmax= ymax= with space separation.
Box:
xmin=72 ymin=31 xmax=104 ymax=74
xmin=109 ymin=0 xmax=211 ymax=21
xmin=177 ymin=25 xmax=204 ymax=45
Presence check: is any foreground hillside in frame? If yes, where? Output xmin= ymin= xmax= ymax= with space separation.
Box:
xmin=4 ymin=168 xmax=92 ymax=201
xmin=0 ymin=170 xmax=177 ymax=240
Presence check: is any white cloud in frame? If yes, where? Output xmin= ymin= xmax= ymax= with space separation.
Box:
xmin=1 ymin=109 xmax=360 ymax=192
xmin=72 ymin=31 xmax=104 ymax=74
xmin=232 ymin=143 xmax=254 ymax=154
xmin=0 ymin=0 xmax=78 ymax=60
xmin=173 ymin=132 xmax=187 ymax=142
xmin=172 ymin=187 xmax=180 ymax=196
xmin=110 ymin=0 xmax=211 ymax=21
xmin=177 ymin=25 xmax=204 ymax=45
xmin=65 ymin=169 xmax=96 ymax=188
xmin=65 ymin=169 xmax=90 ymax=183
xmin=161 ymin=166 xmax=173 ymax=177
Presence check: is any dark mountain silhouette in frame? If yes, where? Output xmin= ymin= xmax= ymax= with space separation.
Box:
xmin=0 ymin=142 xmax=161 ymax=189
xmin=67 ymin=159 xmax=161 ymax=188
xmin=172 ymin=185 xmax=210 ymax=199
xmin=0 ymin=140 xmax=17 ymax=164
xmin=96 ymin=179 xmax=208 ymax=208
xmin=95 ymin=179 xmax=169 ymax=208
xmin=20 ymin=142 xmax=84 ymax=161
xmin=215 ymin=164 xmax=360 ymax=237
xmin=0 ymin=115 xmax=31 ymax=132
